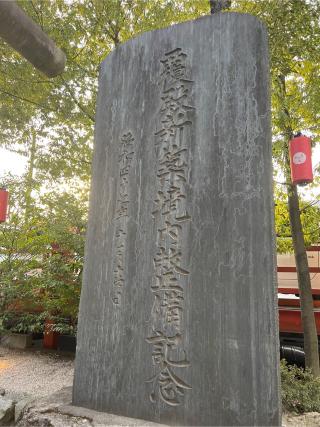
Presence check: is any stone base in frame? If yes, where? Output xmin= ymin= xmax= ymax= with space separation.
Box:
xmin=59 ymin=404 xmax=168 ymax=426
xmin=17 ymin=387 xmax=167 ymax=426
xmin=15 ymin=387 xmax=320 ymax=427
xmin=7 ymin=333 xmax=32 ymax=349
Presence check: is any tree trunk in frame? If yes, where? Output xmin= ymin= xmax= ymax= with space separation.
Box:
xmin=288 ymin=183 xmax=320 ymax=375
xmin=25 ymin=130 xmax=36 ymax=222
xmin=209 ymin=0 xmax=231 ymax=14
xmin=277 ymin=73 xmax=319 ymax=375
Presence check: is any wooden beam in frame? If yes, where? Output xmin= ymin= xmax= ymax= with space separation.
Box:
xmin=278 ymin=266 xmax=320 ymax=273
xmin=0 ymin=1 xmax=66 ymax=77
xmin=307 ymin=246 xmax=320 ymax=252
xmin=278 ymin=287 xmax=320 ymax=295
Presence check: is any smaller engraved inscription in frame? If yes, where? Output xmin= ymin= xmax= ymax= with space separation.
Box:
xmin=112 ymin=132 xmax=135 ymax=306
xmin=147 ymin=48 xmax=194 ymax=407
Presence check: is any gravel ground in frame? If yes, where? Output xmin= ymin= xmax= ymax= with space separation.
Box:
xmin=0 ymin=345 xmax=74 ymax=401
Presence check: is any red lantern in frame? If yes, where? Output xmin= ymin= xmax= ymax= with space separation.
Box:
xmin=0 ymin=188 xmax=9 ymax=222
xmin=289 ymin=134 xmax=313 ymax=186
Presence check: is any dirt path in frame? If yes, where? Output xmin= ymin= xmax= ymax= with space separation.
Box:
xmin=0 ymin=346 xmax=74 ymax=401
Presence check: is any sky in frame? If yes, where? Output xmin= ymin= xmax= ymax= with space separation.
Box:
xmin=0 ymin=147 xmax=27 ymax=177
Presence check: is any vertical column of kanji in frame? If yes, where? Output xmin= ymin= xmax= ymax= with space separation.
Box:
xmin=146 ymin=48 xmax=195 ymax=407
xmin=112 ymin=132 xmax=135 ymax=306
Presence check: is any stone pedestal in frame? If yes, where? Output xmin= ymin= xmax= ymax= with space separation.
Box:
xmin=73 ymin=13 xmax=280 ymax=426
xmin=7 ymin=333 xmax=32 ymax=350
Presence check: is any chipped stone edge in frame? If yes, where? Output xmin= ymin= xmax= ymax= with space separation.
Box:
xmin=58 ymin=404 xmax=168 ymax=426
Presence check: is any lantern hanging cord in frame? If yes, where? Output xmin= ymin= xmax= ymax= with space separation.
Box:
xmin=274 ymin=180 xmax=292 ymax=186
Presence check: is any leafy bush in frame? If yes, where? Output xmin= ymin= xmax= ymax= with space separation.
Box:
xmin=281 ymin=359 xmax=320 ymax=413
xmin=0 ymin=311 xmax=46 ymax=334
xmin=44 ymin=316 xmax=77 ymax=336
xmin=0 ymin=184 xmax=86 ymax=338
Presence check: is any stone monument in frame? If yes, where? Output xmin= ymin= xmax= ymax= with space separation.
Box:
xmin=73 ymin=13 xmax=281 ymax=426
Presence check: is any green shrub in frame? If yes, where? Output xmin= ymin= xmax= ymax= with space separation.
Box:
xmin=281 ymin=359 xmax=320 ymax=413
xmin=0 ymin=311 xmax=46 ymax=334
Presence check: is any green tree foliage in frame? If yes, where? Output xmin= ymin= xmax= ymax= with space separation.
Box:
xmin=275 ymin=189 xmax=320 ymax=253
xmin=0 ymin=0 xmax=210 ymax=335
xmin=2 ymin=0 xmax=319 ymax=249
xmin=0 ymin=175 xmax=87 ymax=334
xmin=0 ymin=0 xmax=209 ymax=182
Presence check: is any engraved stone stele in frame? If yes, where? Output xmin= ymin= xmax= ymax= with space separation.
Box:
xmin=73 ymin=13 xmax=281 ymax=427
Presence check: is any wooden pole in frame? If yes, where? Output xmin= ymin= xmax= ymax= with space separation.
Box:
xmin=0 ymin=1 xmax=66 ymax=77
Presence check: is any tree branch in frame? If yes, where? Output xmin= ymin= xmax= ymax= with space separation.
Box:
xmin=59 ymin=76 xmax=95 ymax=123
xmin=0 ymin=88 xmax=52 ymax=111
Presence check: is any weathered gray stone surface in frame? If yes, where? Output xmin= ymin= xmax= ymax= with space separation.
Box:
xmin=0 ymin=397 xmax=14 ymax=426
xmin=60 ymin=404 xmax=167 ymax=426
xmin=12 ymin=386 xmax=317 ymax=427
xmin=16 ymin=387 xmax=85 ymax=427
xmin=17 ymin=387 xmax=166 ymax=426
xmin=73 ymin=12 xmax=280 ymax=426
